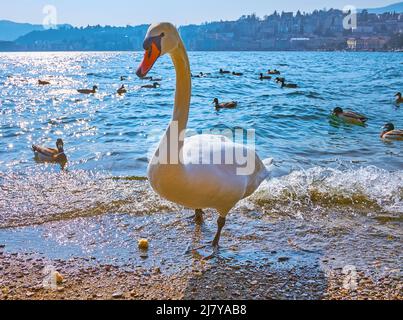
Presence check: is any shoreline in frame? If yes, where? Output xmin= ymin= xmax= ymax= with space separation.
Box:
xmin=0 ymin=209 xmax=401 ymax=300
xmin=1 ymin=246 xmax=401 ymax=300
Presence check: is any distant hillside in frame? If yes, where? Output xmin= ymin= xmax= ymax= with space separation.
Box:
xmin=361 ymin=2 xmax=403 ymax=14
xmin=0 ymin=20 xmax=43 ymax=41
xmin=0 ymin=20 xmax=72 ymax=41
xmin=1 ymin=7 xmax=402 ymax=52
xmin=15 ymin=24 xmax=149 ymax=51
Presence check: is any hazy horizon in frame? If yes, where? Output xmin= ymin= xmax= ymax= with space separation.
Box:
xmin=0 ymin=0 xmax=400 ymax=27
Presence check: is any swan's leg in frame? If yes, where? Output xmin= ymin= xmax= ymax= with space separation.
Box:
xmin=212 ymin=216 xmax=226 ymax=248
xmin=194 ymin=209 xmax=204 ymax=225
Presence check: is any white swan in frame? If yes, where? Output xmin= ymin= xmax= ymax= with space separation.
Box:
xmin=136 ymin=23 xmax=271 ymax=247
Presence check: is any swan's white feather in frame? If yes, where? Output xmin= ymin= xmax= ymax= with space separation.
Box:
xmin=148 ymin=134 xmax=269 ymax=216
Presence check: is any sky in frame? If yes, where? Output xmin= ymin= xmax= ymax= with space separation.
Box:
xmin=0 ymin=0 xmax=399 ymax=26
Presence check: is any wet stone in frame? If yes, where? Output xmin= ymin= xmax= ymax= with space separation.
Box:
xmin=278 ymin=257 xmax=290 ymax=263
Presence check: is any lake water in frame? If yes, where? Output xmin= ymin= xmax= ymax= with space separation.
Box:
xmin=0 ymin=51 xmax=402 ymax=232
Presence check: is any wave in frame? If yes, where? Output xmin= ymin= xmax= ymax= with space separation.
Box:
xmin=0 ymin=166 xmax=401 ymax=228
xmin=242 ymin=166 xmax=402 ymax=217
xmin=0 ymin=169 xmax=179 ymax=228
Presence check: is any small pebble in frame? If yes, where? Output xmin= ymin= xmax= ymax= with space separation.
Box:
xmin=278 ymin=257 xmax=290 ymax=263
xmin=54 ymin=271 xmax=64 ymax=285
xmin=112 ymin=291 xmax=123 ymax=299
xmin=138 ymin=239 xmax=149 ymax=250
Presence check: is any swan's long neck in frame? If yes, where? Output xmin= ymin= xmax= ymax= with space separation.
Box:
xmin=171 ymin=42 xmax=191 ymax=138
xmin=158 ymin=40 xmax=191 ymax=164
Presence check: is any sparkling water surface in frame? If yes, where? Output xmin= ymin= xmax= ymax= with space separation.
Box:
xmin=0 ymin=51 xmax=402 ymax=228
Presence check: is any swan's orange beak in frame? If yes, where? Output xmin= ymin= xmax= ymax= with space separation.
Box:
xmin=136 ymin=42 xmax=161 ymax=78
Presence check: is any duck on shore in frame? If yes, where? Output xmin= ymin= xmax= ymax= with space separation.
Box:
xmin=77 ymin=85 xmax=98 ymax=94
xmin=381 ymin=123 xmax=403 ymax=140
xmin=38 ymin=80 xmax=50 ymax=85
xmin=213 ymin=98 xmax=238 ymax=110
xmin=332 ymin=107 xmax=368 ymax=125
xmin=32 ymin=139 xmax=68 ymax=168
xmin=260 ymin=73 xmax=271 ymax=80
xmin=141 ymin=82 xmax=160 ymax=89
xmin=117 ymin=85 xmax=127 ymax=94
xmin=219 ymin=69 xmax=231 ymax=74
xmin=268 ymin=69 xmax=281 ymax=75
xmin=395 ymin=92 xmax=403 ymax=104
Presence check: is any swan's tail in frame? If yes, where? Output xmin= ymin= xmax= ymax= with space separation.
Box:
xmin=262 ymin=158 xmax=275 ymax=180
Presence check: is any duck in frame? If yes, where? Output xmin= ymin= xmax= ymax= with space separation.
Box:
xmin=140 ymin=76 xmax=153 ymax=80
xmin=77 ymin=85 xmax=98 ymax=94
xmin=275 ymin=77 xmax=285 ymax=83
xmin=332 ymin=107 xmax=368 ymax=125
xmin=32 ymin=139 xmax=67 ymax=168
xmin=141 ymin=82 xmax=160 ymax=89
xmin=381 ymin=123 xmax=403 ymax=140
xmin=260 ymin=73 xmax=271 ymax=80
xmin=395 ymin=92 xmax=403 ymax=104
xmin=117 ymin=85 xmax=127 ymax=94
xmin=213 ymin=98 xmax=238 ymax=110
xmin=120 ymin=76 xmax=128 ymax=81
xmin=135 ymin=23 xmax=271 ymax=249
xmin=268 ymin=69 xmax=280 ymax=75
xmin=193 ymin=72 xmax=210 ymax=78
xmin=232 ymin=72 xmax=243 ymax=76
xmin=38 ymin=80 xmax=50 ymax=85
xmin=151 ymin=77 xmax=162 ymax=81
xmin=219 ymin=69 xmax=231 ymax=74
xmin=278 ymin=79 xmax=297 ymax=88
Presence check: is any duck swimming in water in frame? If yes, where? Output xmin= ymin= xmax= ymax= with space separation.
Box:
xmin=120 ymin=76 xmax=128 ymax=81
xmin=219 ymin=69 xmax=231 ymax=74
xmin=117 ymin=85 xmax=127 ymax=94
xmin=141 ymin=82 xmax=160 ymax=89
xmin=275 ymin=77 xmax=285 ymax=83
xmin=32 ymin=139 xmax=67 ymax=168
xmin=278 ymin=79 xmax=297 ymax=88
xmin=38 ymin=80 xmax=50 ymax=85
xmin=395 ymin=92 xmax=403 ymax=104
xmin=332 ymin=107 xmax=368 ymax=125
xmin=232 ymin=72 xmax=243 ymax=76
xmin=260 ymin=73 xmax=271 ymax=80
xmin=213 ymin=98 xmax=238 ymax=110
xmin=381 ymin=123 xmax=403 ymax=140
xmin=77 ymin=85 xmax=98 ymax=94
xmin=268 ymin=69 xmax=280 ymax=75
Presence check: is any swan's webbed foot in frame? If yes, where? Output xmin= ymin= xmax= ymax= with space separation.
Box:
xmin=184 ymin=243 xmax=208 ymax=255
xmin=203 ymin=246 xmax=219 ymax=261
